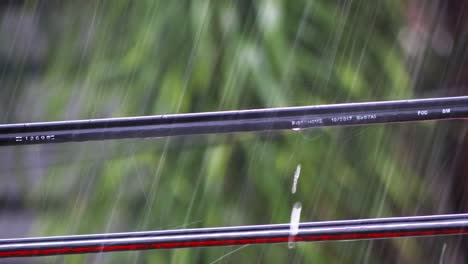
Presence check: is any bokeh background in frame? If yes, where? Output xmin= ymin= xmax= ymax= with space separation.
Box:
xmin=0 ymin=0 xmax=468 ymax=263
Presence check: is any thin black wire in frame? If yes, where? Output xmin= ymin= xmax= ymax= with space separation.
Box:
xmin=0 ymin=96 xmax=467 ymax=146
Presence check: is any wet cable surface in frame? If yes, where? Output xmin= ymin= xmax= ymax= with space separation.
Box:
xmin=0 ymin=213 xmax=468 ymax=257
xmin=1 ymin=96 xmax=467 ymax=146
xmin=1 ymin=97 xmax=467 ymax=257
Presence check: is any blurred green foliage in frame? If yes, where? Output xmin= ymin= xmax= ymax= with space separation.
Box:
xmin=1 ymin=0 xmax=450 ymax=263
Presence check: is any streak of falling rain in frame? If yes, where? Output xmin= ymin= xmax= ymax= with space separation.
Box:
xmin=119 ymin=1 xmax=160 ymax=111
xmin=130 ymin=2 xmax=212 ymax=263
xmin=2 ymin=0 xmax=468 ymax=263
xmin=349 ymin=1 xmax=375 ymax=94
xmin=63 ymin=146 xmax=100 ymax=235
xmin=439 ymin=243 xmax=447 ymax=264
xmin=182 ymin=157 xmax=207 ymax=226
xmin=208 ymin=245 xmax=249 ymax=264
xmin=129 ymin=145 xmax=149 ymax=201
xmin=2 ymin=5 xmax=28 ymax=121
xmin=72 ymin=0 xmax=101 ymax=111
xmin=178 ymin=0 xmax=210 ymax=113
xmin=321 ymin=0 xmax=352 ymax=94
xmin=109 ymin=3 xmax=162 ymax=238
xmin=130 ymin=139 xmax=170 ymax=263
xmin=228 ymin=134 xmax=263 ymax=224
xmin=279 ymin=0 xmax=311 ymax=101
xmin=219 ymin=3 xmax=260 ymax=109
xmin=92 ymin=162 xmax=128 ymax=264
xmin=182 ymin=0 xmax=211 ymax=229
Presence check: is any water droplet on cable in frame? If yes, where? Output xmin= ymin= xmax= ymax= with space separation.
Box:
xmin=291 ymin=164 xmax=301 ymax=194
xmin=288 ymin=202 xmax=302 ymax=249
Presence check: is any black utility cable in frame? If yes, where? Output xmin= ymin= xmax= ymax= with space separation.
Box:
xmin=0 ymin=96 xmax=467 ymax=146
xmin=0 ymin=213 xmax=467 ymax=258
